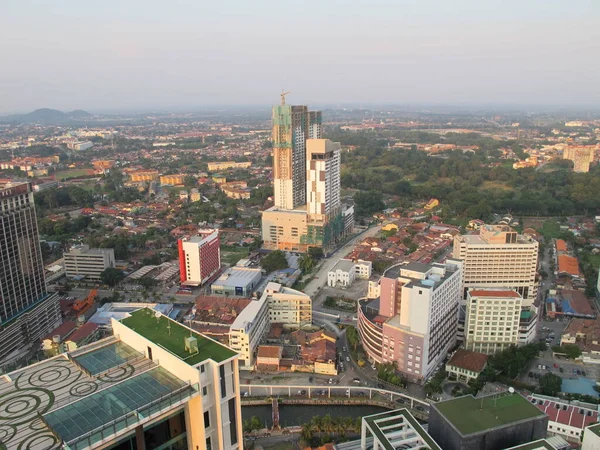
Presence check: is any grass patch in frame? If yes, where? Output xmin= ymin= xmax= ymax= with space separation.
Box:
xmin=588 ymin=254 xmax=600 ymax=269
xmin=54 ymin=169 xmax=94 ymax=179
xmin=434 ymin=394 xmax=544 ymax=435
xmin=539 ymin=220 xmax=562 ymax=239
xmin=481 ymin=181 xmax=512 ymax=191
xmin=120 ymin=308 xmax=236 ymax=364
xmin=221 ymin=247 xmax=249 ymax=265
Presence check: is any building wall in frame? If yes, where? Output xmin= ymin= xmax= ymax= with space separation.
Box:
xmin=263 ymin=285 xmax=312 ymax=328
xmin=261 ymin=208 xmax=308 ymax=252
xmin=179 ymin=231 xmax=221 ymax=285
xmin=160 ymin=174 xmax=186 ymax=185
xmin=453 ymin=230 xmax=539 ymax=305
xmin=582 ymin=427 xmax=600 ymax=449
xmin=306 ymin=139 xmax=341 ymax=223
xmin=228 ymin=299 xmax=270 ymax=368
xmin=0 ymin=183 xmax=62 ymax=362
xmin=64 ymin=247 xmax=115 ymax=280
xmin=465 ymin=292 xmax=522 ymax=354
xmin=428 ymin=406 xmax=548 ymax=450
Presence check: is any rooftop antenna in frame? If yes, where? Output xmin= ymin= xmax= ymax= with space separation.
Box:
xmin=281 ymin=90 xmax=291 ymax=106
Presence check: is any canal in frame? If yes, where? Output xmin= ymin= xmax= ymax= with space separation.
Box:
xmin=242 ymin=404 xmax=389 ymax=429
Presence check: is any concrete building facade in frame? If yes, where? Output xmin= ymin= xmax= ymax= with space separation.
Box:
xmin=261 ymin=281 xmax=312 ymax=328
xmin=465 ymin=289 xmax=522 ymax=354
xmin=228 ymin=297 xmax=270 ymax=368
xmin=64 ymin=245 xmax=116 ymax=281
xmin=178 ymin=230 xmax=221 ymax=286
xmin=0 ymin=182 xmax=61 ymax=364
xmin=357 ymin=260 xmax=463 ymax=382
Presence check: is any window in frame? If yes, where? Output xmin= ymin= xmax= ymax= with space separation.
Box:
xmin=203 ymin=386 xmax=208 ymax=396
xmin=220 ymin=365 xmax=227 ymax=398
xmin=201 ymin=364 xmax=205 ymax=373
xmin=204 ymin=411 xmax=210 ymax=429
xmin=206 ymin=437 xmax=212 ymax=450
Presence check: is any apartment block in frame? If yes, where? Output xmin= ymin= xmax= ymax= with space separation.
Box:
xmin=129 ymin=170 xmax=159 ymax=182
xmin=228 ymin=297 xmax=270 ymax=368
xmin=178 ymin=230 xmax=221 ymax=286
xmin=563 ymin=146 xmax=595 ymax=173
xmin=207 ymin=161 xmax=252 ymax=171
xmin=64 ymin=245 xmax=116 ymax=280
xmin=0 ymin=307 xmax=243 ymax=450
xmin=358 ymin=260 xmax=463 ymax=382
xmin=261 ymin=281 xmax=312 ymax=328
xmin=0 ymin=182 xmax=61 ymax=363
xmin=160 ymin=174 xmax=187 ymax=185
xmin=465 ymin=289 xmax=522 ymax=354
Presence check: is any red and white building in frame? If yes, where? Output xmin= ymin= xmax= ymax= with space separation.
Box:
xmin=527 ymin=394 xmax=599 ymax=444
xmin=178 ymin=230 xmax=221 ymax=286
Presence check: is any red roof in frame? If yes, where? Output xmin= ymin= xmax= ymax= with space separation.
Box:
xmin=469 ymin=290 xmax=520 ymax=298
xmin=43 ymin=321 xmax=76 ymax=341
xmin=527 ymin=395 xmax=598 ymax=429
xmin=66 ymin=322 xmax=98 ymax=343
xmin=447 ymin=349 xmax=488 ymax=373
xmin=556 ymin=239 xmax=567 ymax=252
xmin=558 ymin=255 xmax=580 ymax=276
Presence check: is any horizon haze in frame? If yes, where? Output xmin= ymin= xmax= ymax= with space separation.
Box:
xmin=1 ymin=0 xmax=599 ymax=113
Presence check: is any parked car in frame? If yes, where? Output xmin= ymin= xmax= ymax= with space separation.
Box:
xmin=559 ymin=367 xmax=564 ymax=373
xmin=346 ymin=356 xmax=350 ymax=362
xmin=582 ymin=370 xmax=587 ymax=376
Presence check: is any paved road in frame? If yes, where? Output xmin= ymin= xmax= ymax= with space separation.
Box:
xmin=303 ymin=225 xmax=382 ymax=298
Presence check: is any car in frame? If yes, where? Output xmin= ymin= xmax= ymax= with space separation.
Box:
xmin=308 ymin=376 xmax=313 ymax=382
xmin=371 ymin=364 xmax=377 ymax=370
xmin=582 ymin=370 xmax=587 ymax=376
xmin=559 ymin=367 xmax=564 ymax=373
xmin=577 ymin=370 xmax=582 ymax=375
xmin=345 ymin=389 xmax=350 ymax=396
xmin=538 ymin=364 xmax=542 ymax=370
xmin=528 ymin=371 xmax=534 ymax=378
xmin=328 ymin=378 xmax=333 ymax=384
xmin=353 ymin=378 xmax=361 ymax=384
xmin=346 ymin=356 xmax=350 ymax=362
xmin=573 ymin=369 xmax=578 ymax=374
xmin=343 ymin=347 xmax=347 ymax=352
xmin=242 ymin=391 xmax=249 ymax=397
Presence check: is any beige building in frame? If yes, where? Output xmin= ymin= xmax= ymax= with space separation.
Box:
xmin=207 ymin=161 xmax=251 ymax=171
xmin=160 ymin=174 xmax=187 ymax=185
xmin=64 ymin=245 xmax=116 ymax=281
xmin=465 ymin=289 xmax=522 ymax=354
xmin=261 ymin=206 xmax=309 ymax=252
xmin=228 ymin=297 xmax=270 ymax=368
xmin=453 ymin=225 xmax=539 ymax=305
xmin=261 ymin=281 xmax=311 ymax=328
xmin=130 ymin=170 xmax=159 ymax=182
xmin=306 ymin=138 xmax=341 ymax=223
xmin=563 ymin=146 xmax=595 ymax=173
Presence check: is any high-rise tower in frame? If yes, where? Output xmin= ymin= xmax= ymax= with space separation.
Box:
xmin=262 ymin=97 xmax=350 ymax=253
xmin=0 ymin=182 xmax=61 ymax=362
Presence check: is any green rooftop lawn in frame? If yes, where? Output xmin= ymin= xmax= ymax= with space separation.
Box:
xmin=121 ymin=308 xmax=236 ymax=364
xmin=435 ymin=394 xmax=545 ymax=436
xmin=505 ymin=440 xmax=554 ymax=450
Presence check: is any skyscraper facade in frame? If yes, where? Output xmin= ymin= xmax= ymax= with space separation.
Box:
xmin=0 ymin=182 xmax=61 ymax=362
xmin=263 ymin=99 xmax=348 ymax=253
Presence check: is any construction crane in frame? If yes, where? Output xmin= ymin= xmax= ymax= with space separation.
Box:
xmin=280 ymin=90 xmax=290 ymax=105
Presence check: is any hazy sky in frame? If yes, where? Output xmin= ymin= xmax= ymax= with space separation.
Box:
xmin=1 ymin=0 xmax=599 ymax=113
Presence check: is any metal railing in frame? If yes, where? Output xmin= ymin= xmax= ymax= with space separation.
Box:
xmin=55 ymin=382 xmax=199 ymax=450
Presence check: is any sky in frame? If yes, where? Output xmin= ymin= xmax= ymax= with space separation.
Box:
xmin=1 ymin=0 xmax=599 ymax=113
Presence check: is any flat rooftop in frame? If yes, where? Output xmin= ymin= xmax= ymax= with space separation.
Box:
xmin=0 ymin=339 xmax=196 ymax=450
xmin=363 ymin=409 xmax=441 ymax=450
xmin=120 ymin=308 xmax=236 ymax=364
xmin=213 ymin=267 xmax=262 ymax=288
xmin=434 ymin=393 xmax=546 ymax=436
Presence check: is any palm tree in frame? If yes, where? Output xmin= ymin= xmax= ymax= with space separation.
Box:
xmin=301 ymin=423 xmax=312 ymax=441
xmin=322 ymin=414 xmax=334 ymax=434
xmin=298 ymin=255 xmax=315 ymax=274
xmin=310 ymin=415 xmax=323 ymax=434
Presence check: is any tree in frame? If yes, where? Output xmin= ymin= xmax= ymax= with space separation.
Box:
xmin=345 ymin=326 xmax=359 ymax=351
xmin=298 ymin=255 xmax=315 ymax=274
xmin=353 ymin=190 xmax=385 ymax=216
xmin=260 ymin=250 xmax=288 ymax=273
xmin=553 ymin=344 xmax=582 ymax=359
xmin=308 ymin=247 xmax=324 ymax=260
xmin=539 ymin=373 xmax=562 ymax=396
xmin=100 ymin=267 xmax=125 ymax=287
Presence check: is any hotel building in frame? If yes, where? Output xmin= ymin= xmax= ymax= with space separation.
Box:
xmin=357 ymin=260 xmax=463 ymax=383
xmin=64 ymin=245 xmax=116 ymax=281
xmin=178 ymin=230 xmax=221 ymax=286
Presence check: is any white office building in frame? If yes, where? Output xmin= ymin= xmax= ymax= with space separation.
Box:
xmin=64 ymin=245 xmax=115 ymax=280
xmin=228 ymin=297 xmax=270 ymax=368
xmin=261 ymin=282 xmax=312 ymax=328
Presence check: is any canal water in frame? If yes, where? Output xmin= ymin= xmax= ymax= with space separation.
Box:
xmin=242 ymin=404 xmax=389 ymax=429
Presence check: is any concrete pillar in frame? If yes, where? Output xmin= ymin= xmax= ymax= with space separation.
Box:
xmin=184 ymin=396 xmax=206 ymax=450
xmin=135 ymin=425 xmax=146 ymax=450
xmin=361 ymin=421 xmax=367 ymax=449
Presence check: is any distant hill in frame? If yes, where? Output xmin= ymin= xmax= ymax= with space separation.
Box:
xmin=1 ymin=108 xmax=93 ymax=124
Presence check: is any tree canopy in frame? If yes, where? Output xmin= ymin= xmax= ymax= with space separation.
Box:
xmin=260 ymin=250 xmax=288 ymax=273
